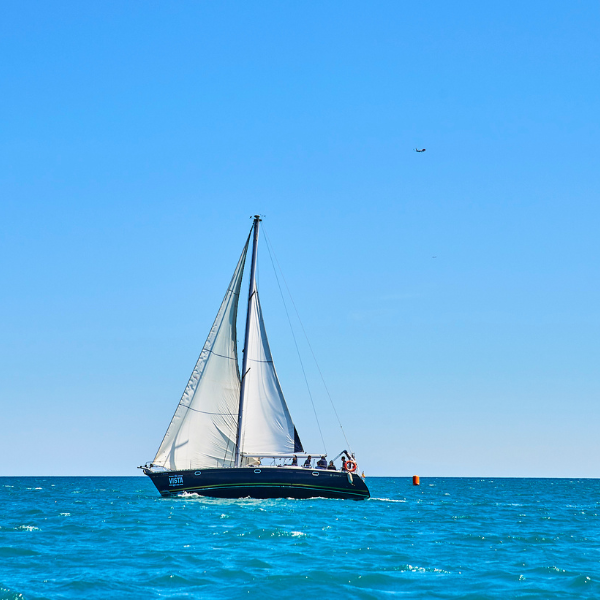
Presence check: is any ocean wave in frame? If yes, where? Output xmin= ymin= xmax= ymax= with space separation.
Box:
xmin=570 ymin=575 xmax=594 ymax=588
xmin=0 ymin=583 xmax=27 ymax=600
xmin=0 ymin=547 xmax=40 ymax=557
xmin=369 ymin=497 xmax=407 ymax=503
xmin=4 ymin=477 xmax=600 ymax=599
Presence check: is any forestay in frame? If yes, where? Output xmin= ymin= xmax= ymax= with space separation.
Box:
xmin=152 ymin=235 xmax=250 ymax=470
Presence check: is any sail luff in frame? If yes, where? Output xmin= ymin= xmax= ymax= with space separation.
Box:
xmin=234 ymin=216 xmax=261 ymax=467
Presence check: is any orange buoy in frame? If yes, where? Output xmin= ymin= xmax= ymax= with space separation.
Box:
xmin=413 ymin=475 xmax=420 ymax=486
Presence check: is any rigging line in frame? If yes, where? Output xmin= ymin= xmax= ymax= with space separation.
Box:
xmin=182 ymin=406 xmax=238 ymax=416
xmin=256 ymin=246 xmax=260 ymax=293
xmin=262 ymin=229 xmax=327 ymax=454
xmin=203 ymin=349 xmax=238 ymax=361
xmin=262 ymin=226 xmax=353 ymax=454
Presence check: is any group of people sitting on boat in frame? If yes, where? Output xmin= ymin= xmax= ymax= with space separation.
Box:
xmin=288 ymin=454 xmax=350 ymax=471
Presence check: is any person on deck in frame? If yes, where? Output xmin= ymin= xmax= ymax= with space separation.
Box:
xmin=341 ymin=457 xmax=347 ymax=471
xmin=316 ymin=456 xmax=327 ymax=469
xmin=290 ymin=455 xmax=298 ymax=467
xmin=303 ymin=455 xmax=312 ymax=468
xmin=327 ymin=460 xmax=336 ymax=471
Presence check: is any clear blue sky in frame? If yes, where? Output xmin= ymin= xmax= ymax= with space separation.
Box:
xmin=1 ymin=2 xmax=599 ymax=476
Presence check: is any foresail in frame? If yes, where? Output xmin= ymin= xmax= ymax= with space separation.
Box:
xmin=238 ymin=293 xmax=304 ymax=456
xmin=153 ymin=234 xmax=250 ymax=470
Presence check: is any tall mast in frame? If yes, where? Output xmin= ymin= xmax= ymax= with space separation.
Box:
xmin=234 ymin=215 xmax=261 ymax=467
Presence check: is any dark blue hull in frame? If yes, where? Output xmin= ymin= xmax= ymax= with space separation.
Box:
xmin=145 ymin=466 xmax=370 ymax=500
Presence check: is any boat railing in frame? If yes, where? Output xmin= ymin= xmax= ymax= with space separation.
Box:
xmin=240 ymin=452 xmax=345 ymax=470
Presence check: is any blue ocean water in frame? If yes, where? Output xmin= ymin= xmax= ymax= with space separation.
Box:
xmin=1 ymin=477 xmax=599 ymax=599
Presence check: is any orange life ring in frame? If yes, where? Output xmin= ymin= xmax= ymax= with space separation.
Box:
xmin=345 ymin=460 xmax=357 ymax=473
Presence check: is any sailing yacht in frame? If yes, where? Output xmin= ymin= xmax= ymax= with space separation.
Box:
xmin=141 ymin=216 xmax=369 ymax=500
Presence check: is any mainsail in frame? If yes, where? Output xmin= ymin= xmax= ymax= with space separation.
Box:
xmin=152 ymin=234 xmax=250 ymax=470
xmin=237 ymin=291 xmax=304 ymax=457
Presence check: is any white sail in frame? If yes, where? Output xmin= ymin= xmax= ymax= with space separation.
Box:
xmin=153 ymin=235 xmax=250 ymax=470
xmin=238 ymin=292 xmax=303 ymax=456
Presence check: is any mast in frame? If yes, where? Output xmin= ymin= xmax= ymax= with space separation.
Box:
xmin=234 ymin=215 xmax=261 ymax=467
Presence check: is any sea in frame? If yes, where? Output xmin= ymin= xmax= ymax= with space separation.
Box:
xmin=1 ymin=477 xmax=598 ymax=599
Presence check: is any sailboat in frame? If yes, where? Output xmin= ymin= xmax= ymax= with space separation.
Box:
xmin=141 ymin=216 xmax=369 ymax=500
